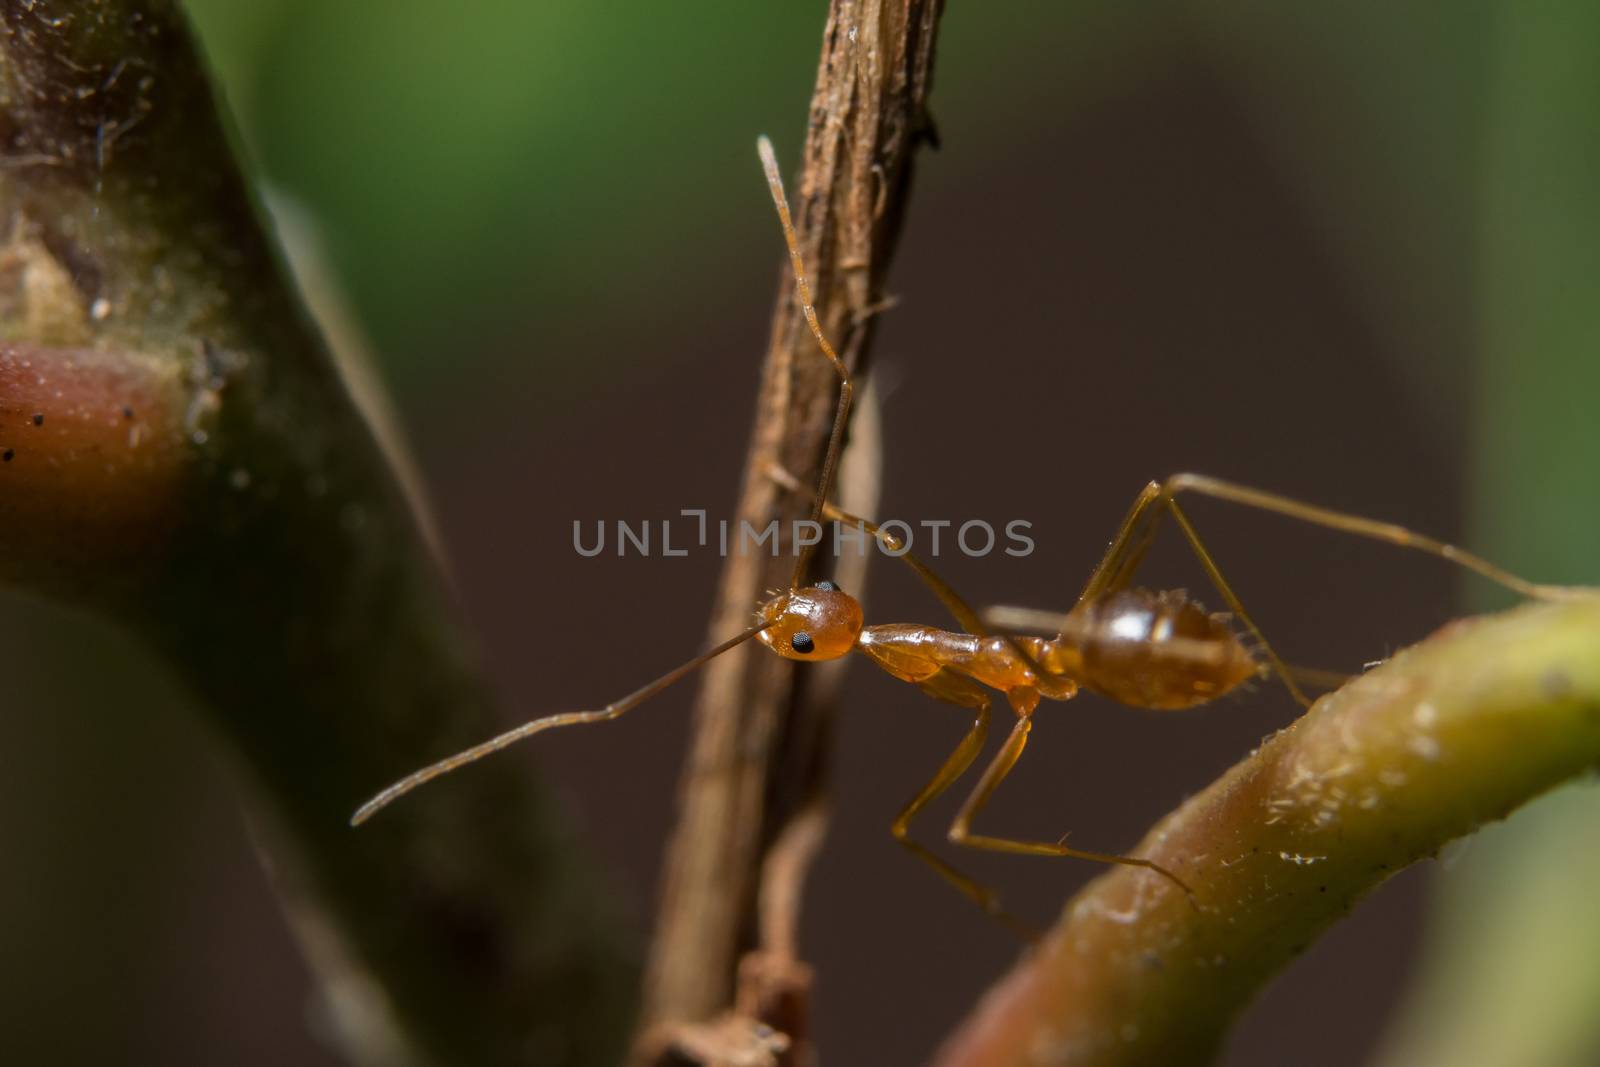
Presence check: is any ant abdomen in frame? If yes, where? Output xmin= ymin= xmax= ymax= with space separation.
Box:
xmin=1069 ymin=588 xmax=1259 ymax=710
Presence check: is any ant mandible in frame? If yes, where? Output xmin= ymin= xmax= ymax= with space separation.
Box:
xmin=352 ymin=135 xmax=1584 ymax=922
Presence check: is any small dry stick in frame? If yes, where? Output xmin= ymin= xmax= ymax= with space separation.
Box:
xmin=637 ymin=0 xmax=947 ymax=1039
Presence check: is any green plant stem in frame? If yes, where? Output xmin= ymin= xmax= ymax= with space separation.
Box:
xmin=1 ymin=4 xmax=632 ymax=1064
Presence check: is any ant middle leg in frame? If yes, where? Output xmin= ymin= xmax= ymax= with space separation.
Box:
xmin=947 ymin=710 xmax=1195 ymax=901
xmin=887 ymin=673 xmax=1037 ymax=937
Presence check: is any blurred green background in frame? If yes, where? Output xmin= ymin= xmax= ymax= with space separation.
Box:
xmin=3 ymin=2 xmax=1599 ymax=1065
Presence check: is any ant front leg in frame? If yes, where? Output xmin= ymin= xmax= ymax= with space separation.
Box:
xmin=767 ymin=460 xmax=1061 ymax=694
xmin=766 ymin=461 xmax=987 ymax=635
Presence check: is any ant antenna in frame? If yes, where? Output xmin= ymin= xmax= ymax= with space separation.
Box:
xmin=757 ymin=135 xmax=854 ymax=589
xmin=351 ymin=621 xmax=770 ymax=825
xmin=353 ymin=139 xmax=852 ymax=827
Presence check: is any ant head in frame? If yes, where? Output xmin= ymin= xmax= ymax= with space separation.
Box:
xmin=757 ymin=580 xmax=863 ymax=661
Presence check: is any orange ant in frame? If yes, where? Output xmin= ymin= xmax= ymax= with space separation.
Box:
xmin=352 ymin=136 xmax=1586 ymax=921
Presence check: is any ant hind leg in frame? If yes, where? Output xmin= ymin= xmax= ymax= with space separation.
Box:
xmin=1074 ymin=480 xmax=1313 ymax=707
xmin=1141 ymin=471 xmax=1596 ymax=704
xmin=1162 ymin=473 xmax=1593 ymax=602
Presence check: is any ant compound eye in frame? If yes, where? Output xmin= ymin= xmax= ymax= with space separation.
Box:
xmin=814 ymin=580 xmax=841 ymax=593
xmin=791 ymin=632 xmax=815 ymax=655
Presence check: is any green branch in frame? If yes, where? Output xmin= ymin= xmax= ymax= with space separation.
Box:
xmin=1 ymin=4 xmax=632 ymax=1064
xmin=932 ymin=598 xmax=1600 ymax=1067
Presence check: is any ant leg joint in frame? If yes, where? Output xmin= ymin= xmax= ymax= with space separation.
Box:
xmin=1163 ymin=472 xmax=1205 ymax=494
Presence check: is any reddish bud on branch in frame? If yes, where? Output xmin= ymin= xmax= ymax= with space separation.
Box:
xmin=0 ymin=341 xmax=187 ymax=595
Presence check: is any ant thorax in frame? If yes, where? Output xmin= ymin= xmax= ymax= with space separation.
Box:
xmin=757 ymin=582 xmax=864 ymax=661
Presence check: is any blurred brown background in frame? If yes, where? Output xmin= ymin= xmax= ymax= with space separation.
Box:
xmin=4 ymin=3 xmax=1598 ymax=1065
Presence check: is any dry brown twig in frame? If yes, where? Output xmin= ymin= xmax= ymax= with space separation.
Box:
xmin=636 ymin=1 xmax=947 ymax=1062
